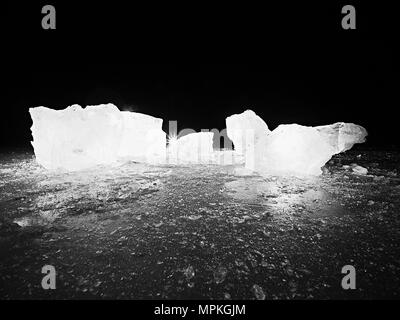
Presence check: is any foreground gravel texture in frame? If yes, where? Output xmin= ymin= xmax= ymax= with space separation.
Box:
xmin=0 ymin=149 xmax=399 ymax=299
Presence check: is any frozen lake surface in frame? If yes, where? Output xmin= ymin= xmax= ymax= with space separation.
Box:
xmin=1 ymin=149 xmax=400 ymax=299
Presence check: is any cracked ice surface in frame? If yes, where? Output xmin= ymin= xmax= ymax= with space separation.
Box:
xmin=226 ymin=110 xmax=367 ymax=176
xmin=29 ymin=104 xmax=166 ymax=171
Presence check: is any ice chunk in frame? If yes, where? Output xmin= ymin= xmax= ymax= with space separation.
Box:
xmin=167 ymin=132 xmax=214 ymax=164
xmin=315 ymin=122 xmax=367 ymax=153
xmin=352 ymin=164 xmax=368 ymax=175
xmin=252 ymin=124 xmax=339 ymax=175
xmin=118 ymin=111 xmax=166 ymax=163
xmin=29 ymin=104 xmax=166 ymax=171
xmin=30 ymin=104 xmax=124 ymax=171
xmin=253 ymin=123 xmax=367 ymax=175
xmin=226 ymin=110 xmax=270 ymax=155
xmin=226 ymin=110 xmax=367 ymax=176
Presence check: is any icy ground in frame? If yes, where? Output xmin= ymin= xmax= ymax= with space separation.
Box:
xmin=0 ymin=149 xmax=400 ymax=299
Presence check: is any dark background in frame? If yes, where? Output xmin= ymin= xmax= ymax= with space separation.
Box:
xmin=3 ymin=1 xmax=398 ymax=149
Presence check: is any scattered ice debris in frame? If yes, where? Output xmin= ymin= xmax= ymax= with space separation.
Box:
xmin=154 ymin=222 xmax=164 ymax=228
xmin=388 ymin=171 xmax=397 ymax=177
xmin=224 ymin=292 xmax=231 ymax=299
xmin=13 ymin=217 xmax=31 ymax=227
xmin=352 ymin=165 xmax=368 ymax=175
xmin=213 ymin=266 xmax=228 ymax=284
xmin=183 ymin=265 xmax=195 ymax=281
xmin=251 ymin=284 xmax=266 ymax=300
xmin=321 ymin=166 xmax=331 ymax=175
xmin=186 ymin=215 xmax=202 ymax=221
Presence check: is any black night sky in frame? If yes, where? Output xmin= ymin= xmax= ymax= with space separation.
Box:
xmin=3 ymin=1 xmax=397 ymax=149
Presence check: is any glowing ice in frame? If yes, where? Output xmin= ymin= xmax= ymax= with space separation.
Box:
xmin=118 ymin=111 xmax=166 ymax=163
xmin=167 ymin=132 xmax=214 ymax=164
xmin=226 ymin=110 xmax=270 ymax=155
xmin=29 ymin=104 xmax=166 ymax=171
xmin=226 ymin=110 xmax=367 ymax=176
xmin=315 ymin=122 xmax=368 ymax=154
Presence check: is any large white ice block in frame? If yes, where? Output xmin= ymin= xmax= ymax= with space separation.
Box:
xmin=118 ymin=111 xmax=166 ymax=163
xmin=29 ymin=104 xmax=166 ymax=171
xmin=226 ymin=110 xmax=270 ymax=155
xmin=226 ymin=110 xmax=367 ymax=176
xmin=167 ymin=132 xmax=214 ymax=164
